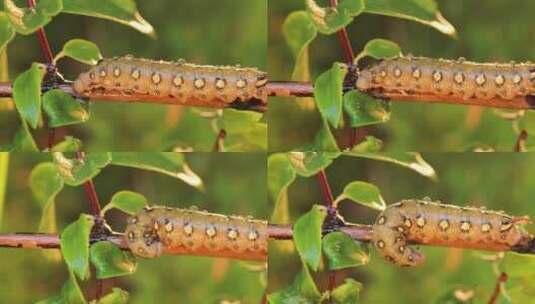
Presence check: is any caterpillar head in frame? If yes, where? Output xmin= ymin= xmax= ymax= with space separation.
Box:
xmin=124 ymin=207 xmax=164 ymax=258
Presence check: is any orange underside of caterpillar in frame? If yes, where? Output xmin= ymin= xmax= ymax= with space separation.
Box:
xmin=73 ymin=55 xmax=268 ymax=112
xmin=356 ymin=57 xmax=535 ymax=104
xmin=372 ymin=199 xmax=532 ymax=267
xmin=124 ymin=206 xmax=268 ymax=261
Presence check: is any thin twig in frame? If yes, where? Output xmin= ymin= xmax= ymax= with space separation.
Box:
xmin=211 ymin=129 xmax=227 ymax=152
xmin=316 ymin=170 xmax=335 ymax=208
xmin=76 ymin=152 xmax=102 ymax=216
xmin=488 ymin=272 xmax=508 ymax=304
xmin=514 ymin=130 xmax=528 ymax=152
xmin=329 ymin=0 xmax=354 ymax=64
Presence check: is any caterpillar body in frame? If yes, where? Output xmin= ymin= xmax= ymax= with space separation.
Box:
xmin=124 ymin=206 xmax=268 ymax=261
xmin=355 ymin=56 xmax=535 ymax=101
xmin=372 ymin=199 xmax=532 ymax=267
xmin=73 ymin=55 xmax=268 ymax=111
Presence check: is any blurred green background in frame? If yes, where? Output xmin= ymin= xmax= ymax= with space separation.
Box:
xmin=0 ymin=152 xmax=268 ymax=303
xmin=0 ymin=0 xmax=266 ymax=151
xmin=268 ymin=1 xmax=535 ymax=152
xmin=268 ymin=153 xmax=535 ymax=303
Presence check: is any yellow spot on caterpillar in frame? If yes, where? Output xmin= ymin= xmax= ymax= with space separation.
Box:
xmin=194 ymin=78 xmax=205 ymax=89
xmin=412 ymin=68 xmax=421 ymax=79
xmin=215 ymin=78 xmax=226 ymax=89
xmin=183 ymin=223 xmax=193 ymax=236
xmin=173 ymin=75 xmax=184 ymax=87
xmin=481 ymin=223 xmax=491 ymax=233
xmin=131 ymin=69 xmax=140 ymax=80
xmin=248 ymin=230 xmax=258 ymax=241
xmin=416 ymin=216 xmax=425 ymax=228
xmin=113 ymin=67 xmax=121 ymax=77
xmin=460 ymin=221 xmax=471 ymax=232
xmin=128 ymin=231 xmax=135 ymax=240
xmin=227 ymin=229 xmax=238 ymax=240
xmin=475 ymin=74 xmax=486 ymax=86
xmin=404 ymin=218 xmax=412 ymax=228
xmin=433 ymin=71 xmax=442 ymax=82
xmin=377 ymin=240 xmax=385 ymax=248
xmin=377 ymin=216 xmax=386 ymax=225
xmin=439 ymin=219 xmax=449 ymax=231
xmin=165 ymin=221 xmax=173 ymax=233
xmin=513 ymin=74 xmax=522 ymax=84
xmin=454 ymin=72 xmax=464 ymax=84
xmin=151 ymin=73 xmax=161 ymax=85
xmin=236 ymin=79 xmax=247 ymax=88
xmin=394 ymin=67 xmax=402 ymax=78
xmin=99 ymin=69 xmax=107 ymax=77
xmin=495 ymin=75 xmax=505 ymax=86
xmin=206 ymin=226 xmax=217 ymax=238
xmin=256 ymin=77 xmax=268 ymax=87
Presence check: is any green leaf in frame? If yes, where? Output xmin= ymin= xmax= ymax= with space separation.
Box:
xmin=314 ymin=62 xmax=348 ymax=128
xmin=0 ymin=153 xmax=7 ymax=229
xmin=53 ymin=152 xmax=112 ymax=186
xmin=323 ymin=232 xmax=369 ymax=270
xmin=102 ymin=190 xmax=147 ymax=215
xmin=96 ymin=288 xmax=129 ymax=304
xmin=0 ymin=12 xmax=15 ymax=51
xmin=3 ymin=0 xmax=62 ymax=35
xmin=268 ymin=266 xmax=322 ymax=304
xmin=502 ymin=253 xmax=535 ymax=303
xmin=343 ymin=151 xmax=437 ymax=180
xmin=268 ymin=154 xmax=295 ymax=245
xmin=363 ymin=0 xmax=456 ymax=37
xmin=312 ymin=120 xmax=340 ymax=152
xmin=90 ymin=242 xmax=137 ymax=279
xmin=55 ymin=39 xmax=102 ymax=65
xmin=306 ymin=0 xmax=365 ymax=34
xmin=343 ymin=90 xmax=390 ymax=127
xmin=288 ymin=152 xmax=338 ymax=177
xmin=60 ymin=214 xmax=95 ymax=281
xmin=283 ymin=11 xmax=317 ymax=81
xmin=12 ymin=62 xmax=46 ymax=128
xmin=11 ymin=120 xmax=39 ymax=151
xmin=268 ymin=153 xmax=296 ymax=203
xmin=49 ymin=136 xmax=83 ymax=152
xmin=43 ymin=89 xmax=90 ymax=127
xmin=334 ymin=181 xmax=385 ymax=210
xmin=349 ymin=136 xmax=383 ymax=153
xmin=360 ymin=38 xmax=401 ymax=60
xmin=110 ymin=152 xmax=203 ymax=189
xmin=219 ymin=109 xmax=267 ymax=152
xmin=331 ymin=278 xmax=361 ymax=304
xmin=62 ymin=0 xmax=155 ymax=36
xmin=293 ymin=205 xmax=328 ymax=271
xmin=30 ymin=162 xmax=64 ymax=234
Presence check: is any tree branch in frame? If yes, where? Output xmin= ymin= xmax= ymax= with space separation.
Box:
xmin=76 ymin=152 xmax=102 ymax=216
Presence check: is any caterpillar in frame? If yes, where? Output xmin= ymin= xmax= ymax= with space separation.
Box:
xmin=73 ymin=55 xmax=268 ymax=111
xmin=372 ymin=199 xmax=532 ymax=267
xmin=124 ymin=206 xmax=268 ymax=261
xmin=355 ymin=56 xmax=535 ymax=100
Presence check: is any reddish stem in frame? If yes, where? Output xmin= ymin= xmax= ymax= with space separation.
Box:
xmin=26 ymin=0 xmax=54 ymax=64
xmin=488 ymin=272 xmax=508 ymax=304
xmin=316 ymin=170 xmax=334 ymax=208
xmin=75 ymin=152 xmax=102 ymax=216
xmin=329 ymin=0 xmax=354 ymax=64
